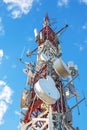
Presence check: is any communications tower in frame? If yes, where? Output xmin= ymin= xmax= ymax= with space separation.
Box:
xmin=20 ymin=14 xmax=85 ymax=130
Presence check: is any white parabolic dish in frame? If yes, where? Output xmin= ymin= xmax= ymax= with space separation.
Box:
xmin=34 ymin=76 xmax=60 ymax=104
xmin=53 ymin=58 xmax=70 ymax=78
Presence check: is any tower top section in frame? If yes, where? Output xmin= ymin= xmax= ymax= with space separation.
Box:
xmin=43 ymin=13 xmax=50 ymax=27
xmin=34 ymin=13 xmax=56 ymax=47
xmin=34 ymin=14 xmax=68 ymax=48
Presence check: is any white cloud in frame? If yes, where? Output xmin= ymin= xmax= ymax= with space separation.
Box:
xmin=82 ymin=22 xmax=87 ymax=29
xmin=0 ymin=18 xmax=5 ymax=36
xmin=57 ymin=0 xmax=69 ymax=7
xmin=0 ymin=80 xmax=6 ymax=86
xmin=0 ymin=101 xmax=8 ymax=125
xmin=57 ymin=0 xmax=87 ymax=6
xmin=0 ymin=85 xmax=13 ymax=103
xmin=74 ymin=43 xmax=87 ymax=51
xmin=80 ymin=0 xmax=87 ymax=4
xmin=15 ymin=110 xmax=21 ymax=116
xmin=3 ymin=0 xmax=34 ymax=19
xmin=0 ymin=80 xmax=13 ymax=125
xmin=28 ymin=36 xmax=33 ymax=42
xmin=0 ymin=51 xmax=9 ymax=62
xmin=0 ymin=49 xmax=3 ymax=64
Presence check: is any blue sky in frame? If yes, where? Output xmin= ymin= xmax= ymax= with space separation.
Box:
xmin=0 ymin=0 xmax=87 ymax=130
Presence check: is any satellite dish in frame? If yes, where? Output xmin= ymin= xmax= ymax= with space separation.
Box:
xmin=34 ymin=76 xmax=60 ymax=104
xmin=68 ymin=61 xmax=78 ymax=77
xmin=20 ymin=90 xmax=29 ymax=109
xmin=53 ymin=58 xmax=70 ymax=78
